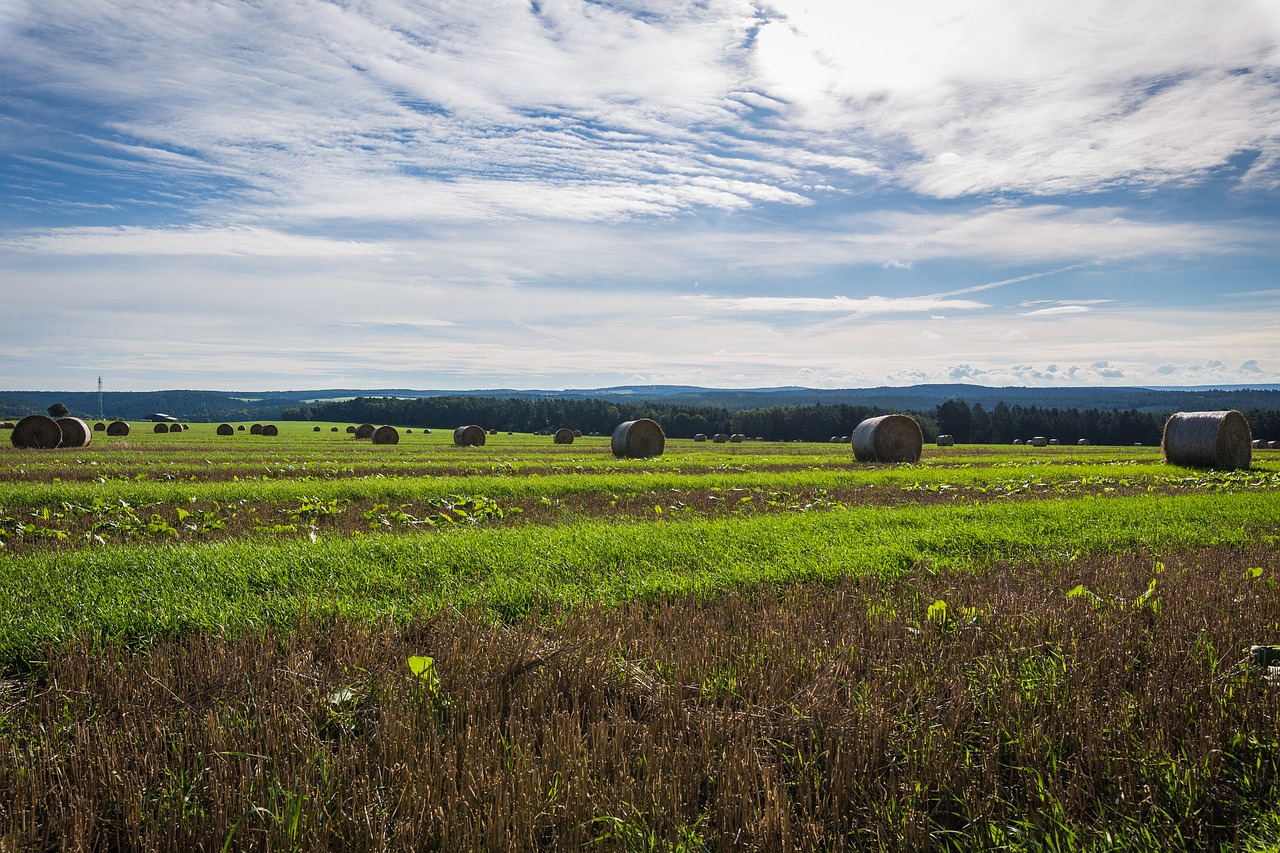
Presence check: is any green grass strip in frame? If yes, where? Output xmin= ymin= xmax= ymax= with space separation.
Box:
xmin=2 ymin=490 xmax=1277 ymax=667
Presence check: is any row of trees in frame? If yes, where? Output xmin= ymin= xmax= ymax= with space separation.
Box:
xmin=284 ymin=394 xmax=1280 ymax=445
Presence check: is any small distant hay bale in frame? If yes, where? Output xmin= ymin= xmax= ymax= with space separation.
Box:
xmin=0 ymin=422 xmax=13 ymax=429
xmin=237 ymin=425 xmax=246 ymax=431
xmin=1048 ymin=438 xmax=1060 ymax=446
xmin=250 ymin=424 xmax=263 ymax=435
xmin=262 ymin=424 xmax=278 ymax=437
xmin=354 ymin=424 xmax=376 ymax=440
xmin=553 ymin=428 xmax=575 ymax=444
xmin=851 ymin=414 xmax=923 ymax=463
xmin=154 ymin=423 xmax=169 ymax=434
xmin=423 ymin=428 xmax=432 ymax=434
xmin=55 ymin=417 xmax=92 ymax=448
xmin=830 ymin=436 xmax=842 ymax=443
xmin=1078 ymin=438 xmax=1091 ymax=446
xmin=372 ymin=425 xmax=399 ymax=445
xmin=217 ymin=423 xmax=234 ymax=436
xmin=331 ymin=427 xmax=339 ymax=432
xmin=454 ymin=425 xmax=486 ymax=447
xmin=694 ymin=433 xmax=707 ymax=442
xmin=182 ymin=424 xmax=190 ymax=430
xmin=1162 ymin=410 xmax=1252 ymax=469
xmin=11 ymin=414 xmax=63 ymax=449
xmin=93 ymin=422 xmax=106 ymax=432
xmin=346 ymin=426 xmax=356 ymax=434
xmin=936 ymin=434 xmax=954 ymax=447
xmin=1012 ymin=439 xmax=1024 ymax=446
xmin=107 ymin=421 xmax=130 ymax=437
xmin=169 ymin=423 xmax=183 ymax=433
xmin=1030 ymin=436 xmax=1048 ymax=447
xmin=730 ymin=434 xmax=745 ymax=443
xmin=612 ymin=419 xmax=665 ymax=458
xmin=713 ymin=433 xmax=729 ymax=444
xmin=313 ymin=426 xmax=321 ymax=432
xmin=573 ymin=430 xmax=582 ymax=438
xmin=489 ymin=428 xmax=498 ymax=435
xmin=1253 ymin=439 xmax=1264 ymax=449
xmin=406 ymin=429 xmax=413 ymax=434
xmin=1269 ymin=440 xmax=1279 ymax=450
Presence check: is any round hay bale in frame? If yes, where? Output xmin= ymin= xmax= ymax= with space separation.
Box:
xmin=1253 ymin=439 xmax=1264 ymax=449
xmin=1012 ymin=439 xmax=1024 ymax=445
xmin=730 ymin=433 xmax=745 ymax=443
xmin=182 ymin=424 xmax=190 ymax=430
xmin=331 ymin=427 xmax=339 ymax=432
xmin=372 ymin=425 xmax=400 ymax=445
xmin=1078 ymin=438 xmax=1091 ymax=446
xmin=56 ymin=417 xmax=92 ymax=448
xmin=454 ymin=425 xmax=486 ymax=447
xmin=169 ymin=422 xmax=183 ymax=433
xmin=313 ymin=426 xmax=321 ymax=432
xmin=573 ymin=430 xmax=582 ymax=438
xmin=152 ymin=423 xmax=167 ymax=434
xmin=250 ymin=424 xmax=263 ymax=435
xmin=406 ymin=429 xmax=413 ymax=434
xmin=712 ymin=433 xmax=729 ymax=444
xmin=1162 ymin=410 xmax=1252 ymax=469
xmin=851 ymin=414 xmax=923 ymax=463
xmin=423 ymin=428 xmax=431 ymax=434
xmin=936 ymin=434 xmax=954 ymax=447
xmin=0 ymin=422 xmax=13 ymax=429
xmin=354 ymin=424 xmax=376 ymax=440
xmin=346 ymin=425 xmax=356 ymax=434
xmin=1269 ymin=440 xmax=1279 ymax=450
xmin=1030 ymin=436 xmax=1048 ymax=447
xmin=217 ymin=423 xmax=234 ymax=436
xmin=11 ymin=414 xmax=63 ymax=448
xmin=489 ymin=428 xmax=498 ymax=435
xmin=553 ymin=428 xmax=575 ymax=444
xmin=237 ymin=425 xmax=246 ymax=431
xmin=694 ymin=433 xmax=707 ymax=442
xmin=830 ymin=436 xmax=842 ymax=443
xmin=93 ymin=422 xmax=106 ymax=432
xmin=611 ymin=418 xmax=665 ymax=458
xmin=262 ymin=424 xmax=278 ymax=437
xmin=107 ymin=421 xmax=130 ymax=437
xmin=1048 ymin=438 xmax=1060 ymax=446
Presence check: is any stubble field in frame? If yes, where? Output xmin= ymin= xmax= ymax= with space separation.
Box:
xmin=2 ymin=422 xmax=1279 ymax=851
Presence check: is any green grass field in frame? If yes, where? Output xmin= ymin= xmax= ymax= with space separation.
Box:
xmin=2 ymin=421 xmax=1279 ymax=850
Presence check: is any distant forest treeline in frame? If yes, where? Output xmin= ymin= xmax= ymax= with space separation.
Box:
xmin=283 ymin=395 xmax=1280 ymax=446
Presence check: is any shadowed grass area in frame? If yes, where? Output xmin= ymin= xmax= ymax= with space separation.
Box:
xmin=2 ymin=545 xmax=1278 ymax=851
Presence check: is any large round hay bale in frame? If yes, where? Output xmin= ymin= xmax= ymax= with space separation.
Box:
xmin=372 ymin=425 xmax=400 ymax=445
xmin=250 ymin=423 xmax=263 ymax=435
xmin=11 ymin=414 xmax=63 ymax=448
xmin=553 ymin=428 xmax=575 ymax=444
xmin=168 ymin=422 xmax=183 ymax=433
xmin=56 ymin=417 xmax=92 ymax=448
xmin=217 ymin=423 xmax=234 ymax=436
xmin=712 ymin=433 xmax=729 ymax=444
xmin=106 ymin=421 xmax=130 ymax=437
xmin=454 ymin=425 xmax=486 ymax=446
xmin=93 ymin=422 xmax=105 ymax=432
xmin=694 ymin=433 xmax=707 ymax=442
xmin=1269 ymin=440 xmax=1279 ymax=450
xmin=354 ymin=423 xmax=376 ymax=439
xmin=1162 ymin=410 xmax=1252 ymax=469
xmin=611 ymin=418 xmax=665 ymax=458
xmin=262 ymin=424 xmax=278 ymax=437
xmin=851 ymin=414 xmax=923 ymax=463
xmin=936 ymin=434 xmax=954 ymax=447
xmin=154 ymin=423 xmax=169 ymax=434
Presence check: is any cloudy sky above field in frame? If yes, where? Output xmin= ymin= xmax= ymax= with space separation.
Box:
xmin=2 ymin=0 xmax=1279 ymax=392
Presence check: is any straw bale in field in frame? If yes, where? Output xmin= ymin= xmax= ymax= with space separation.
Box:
xmin=489 ymin=428 xmax=498 ymax=435
xmin=454 ymin=425 xmax=487 ymax=446
xmin=346 ymin=426 xmax=356 ymax=434
xmin=573 ymin=430 xmax=582 ymax=437
xmin=713 ymin=433 xmax=729 ymax=443
xmin=851 ymin=414 xmax=923 ymax=463
xmin=250 ymin=424 xmax=263 ymax=435
xmin=612 ymin=418 xmax=665 ymax=458
xmin=56 ymin=417 xmax=92 ymax=448
xmin=0 ymin=422 xmax=12 ymax=429
xmin=168 ymin=423 xmax=183 ymax=433
xmin=11 ymin=415 xmax=63 ymax=448
xmin=553 ymin=428 xmax=575 ymax=444
xmin=331 ymin=427 xmax=339 ymax=432
xmin=730 ymin=433 xmax=745 ymax=443
xmin=107 ymin=421 xmax=130 ymax=437
xmin=93 ymin=422 xmax=105 ymax=432
xmin=423 ymin=428 xmax=431 ymax=434
xmin=237 ymin=425 xmax=245 ymax=431
xmin=1078 ymin=438 xmax=1091 ymax=446
xmin=1162 ymin=410 xmax=1252 ymax=469
xmin=354 ymin=424 xmax=375 ymax=439
xmin=217 ymin=423 xmax=234 ymax=436
xmin=694 ymin=434 xmax=707 ymax=442
xmin=262 ymin=425 xmax=278 ymax=436
xmin=313 ymin=426 xmax=321 ymax=432
xmin=936 ymin=434 xmax=954 ymax=447
xmin=1269 ymin=441 xmax=1278 ymax=449
xmin=1030 ymin=436 xmax=1048 ymax=447
xmin=372 ymin=425 xmax=399 ymax=445
xmin=1253 ymin=439 xmax=1264 ymax=448
xmin=1013 ymin=439 xmax=1023 ymax=445
xmin=1048 ymin=438 xmax=1060 ymax=446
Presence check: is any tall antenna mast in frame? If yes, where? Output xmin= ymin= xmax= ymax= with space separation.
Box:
xmin=98 ymin=376 xmax=103 ymax=420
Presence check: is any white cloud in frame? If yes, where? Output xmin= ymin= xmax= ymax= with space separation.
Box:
xmin=1022 ymin=305 xmax=1091 ymax=317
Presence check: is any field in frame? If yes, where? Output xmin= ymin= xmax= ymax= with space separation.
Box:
xmin=2 ymin=422 xmax=1279 ymax=851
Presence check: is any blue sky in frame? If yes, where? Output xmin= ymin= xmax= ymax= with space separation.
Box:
xmin=2 ymin=0 xmax=1278 ymax=392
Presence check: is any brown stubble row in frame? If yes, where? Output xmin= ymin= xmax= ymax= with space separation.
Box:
xmin=2 ymin=544 xmax=1279 ymax=850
